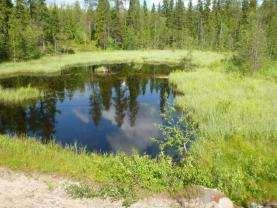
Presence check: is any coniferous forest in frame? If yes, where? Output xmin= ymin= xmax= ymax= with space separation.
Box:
xmin=0 ymin=0 xmax=276 ymax=69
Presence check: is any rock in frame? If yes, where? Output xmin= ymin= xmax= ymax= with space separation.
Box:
xmin=95 ymin=66 xmax=109 ymax=73
xmin=216 ymin=197 xmax=234 ymax=208
xmin=249 ymin=202 xmax=264 ymax=208
xmin=173 ymin=186 xmax=234 ymax=208
xmin=264 ymin=201 xmax=277 ymax=208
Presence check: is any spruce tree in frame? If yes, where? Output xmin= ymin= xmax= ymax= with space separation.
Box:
xmin=45 ymin=5 xmax=61 ymax=54
xmin=238 ymin=11 xmax=268 ymax=72
xmin=127 ymin=0 xmax=141 ymax=28
xmin=95 ymin=0 xmax=110 ymax=49
xmin=125 ymin=0 xmax=141 ymax=49
xmin=174 ymin=0 xmax=185 ymax=47
xmin=0 ymin=0 xmax=13 ymax=61
xmin=186 ymin=0 xmax=196 ymax=44
xmin=111 ymin=0 xmax=124 ymax=48
xmin=8 ymin=0 xmax=39 ymax=61
xmin=196 ymin=0 xmax=204 ymax=48
xmin=261 ymin=0 xmax=277 ymax=59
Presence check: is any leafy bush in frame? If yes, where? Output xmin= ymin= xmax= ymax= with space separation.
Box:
xmin=152 ymin=107 xmax=197 ymax=162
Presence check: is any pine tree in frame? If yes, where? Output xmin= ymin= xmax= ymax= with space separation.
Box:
xmin=8 ymin=0 xmax=40 ymax=61
xmin=186 ymin=0 xmax=196 ymax=44
xmin=0 ymin=0 xmax=274 ymax=62
xmin=238 ymin=11 xmax=267 ymax=72
xmin=196 ymin=0 xmax=205 ymax=48
xmin=45 ymin=5 xmax=61 ymax=54
xmin=174 ymin=0 xmax=185 ymax=47
xmin=261 ymin=0 xmax=277 ymax=59
xmin=140 ymin=0 xmax=152 ymax=48
xmin=203 ymin=0 xmax=211 ymax=48
xmin=127 ymin=0 xmax=141 ymax=28
xmin=162 ymin=0 xmax=170 ymax=16
xmin=95 ymin=0 xmax=110 ymax=49
xmin=111 ymin=0 xmax=124 ymax=48
xmin=125 ymin=0 xmax=141 ymax=49
xmin=27 ymin=0 xmax=48 ymax=52
xmin=162 ymin=0 xmax=174 ymax=46
xmin=0 ymin=0 xmax=13 ymax=61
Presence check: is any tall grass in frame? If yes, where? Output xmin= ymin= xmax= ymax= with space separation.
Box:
xmin=0 ymin=86 xmax=42 ymax=104
xmin=170 ymin=68 xmax=276 ymax=139
xmin=169 ymin=66 xmax=277 ymax=204
xmin=256 ymin=60 xmax=277 ymax=81
xmin=0 ymin=50 xmax=225 ymax=77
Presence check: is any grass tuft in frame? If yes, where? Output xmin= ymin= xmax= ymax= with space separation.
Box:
xmin=0 ymin=86 xmax=42 ymax=104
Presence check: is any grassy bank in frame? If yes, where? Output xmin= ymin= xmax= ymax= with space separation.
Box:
xmin=169 ymin=64 xmax=277 ymax=204
xmin=0 ymin=86 xmax=42 ymax=104
xmin=0 ymin=135 xmax=182 ymax=204
xmin=0 ymin=50 xmax=224 ymax=77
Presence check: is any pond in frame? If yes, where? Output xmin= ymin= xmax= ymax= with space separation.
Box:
xmin=0 ymin=63 xmax=180 ymax=155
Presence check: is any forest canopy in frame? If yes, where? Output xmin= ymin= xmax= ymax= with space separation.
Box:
xmin=0 ymin=0 xmax=276 ymax=69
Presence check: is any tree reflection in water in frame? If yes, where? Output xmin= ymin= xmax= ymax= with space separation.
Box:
xmin=0 ymin=63 xmax=177 ymax=154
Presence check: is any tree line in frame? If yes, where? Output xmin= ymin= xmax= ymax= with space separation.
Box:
xmin=0 ymin=0 xmax=276 ymax=68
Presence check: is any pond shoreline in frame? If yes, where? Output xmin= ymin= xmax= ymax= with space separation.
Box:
xmin=0 ymin=50 xmax=224 ymax=78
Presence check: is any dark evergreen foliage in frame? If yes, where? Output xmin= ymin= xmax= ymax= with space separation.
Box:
xmin=0 ymin=0 xmax=276 ymax=67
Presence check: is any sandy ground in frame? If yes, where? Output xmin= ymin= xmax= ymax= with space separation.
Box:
xmin=0 ymin=168 xmax=180 ymax=208
xmin=0 ymin=168 xmax=238 ymax=208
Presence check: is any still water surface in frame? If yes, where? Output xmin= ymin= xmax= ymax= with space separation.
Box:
xmin=0 ymin=63 xmax=178 ymax=154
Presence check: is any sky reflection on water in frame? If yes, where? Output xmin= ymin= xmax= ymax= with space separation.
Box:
xmin=0 ymin=64 xmax=176 ymax=154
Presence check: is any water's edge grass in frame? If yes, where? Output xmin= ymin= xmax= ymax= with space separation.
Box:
xmin=0 ymin=50 xmax=224 ymax=77
xmin=0 ymin=86 xmax=42 ymax=104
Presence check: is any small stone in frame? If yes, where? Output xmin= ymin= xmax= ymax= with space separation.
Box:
xmin=216 ymin=197 xmax=234 ymax=208
xmin=264 ymin=201 xmax=277 ymax=208
xmin=249 ymin=202 xmax=263 ymax=208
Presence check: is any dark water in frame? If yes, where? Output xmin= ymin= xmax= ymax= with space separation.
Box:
xmin=0 ymin=63 xmax=178 ymax=154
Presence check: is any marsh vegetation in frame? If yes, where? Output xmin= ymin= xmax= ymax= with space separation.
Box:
xmin=0 ymin=85 xmax=42 ymax=104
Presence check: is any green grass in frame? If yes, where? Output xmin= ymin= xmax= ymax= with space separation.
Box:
xmin=0 ymin=50 xmax=224 ymax=77
xmin=257 ymin=60 xmax=277 ymax=81
xmin=170 ymin=68 xmax=276 ymax=139
xmin=169 ymin=64 xmax=277 ymax=205
xmin=0 ymin=135 xmax=182 ymax=204
xmin=0 ymin=86 xmax=42 ymax=104
xmin=0 ymin=50 xmax=275 ymax=206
